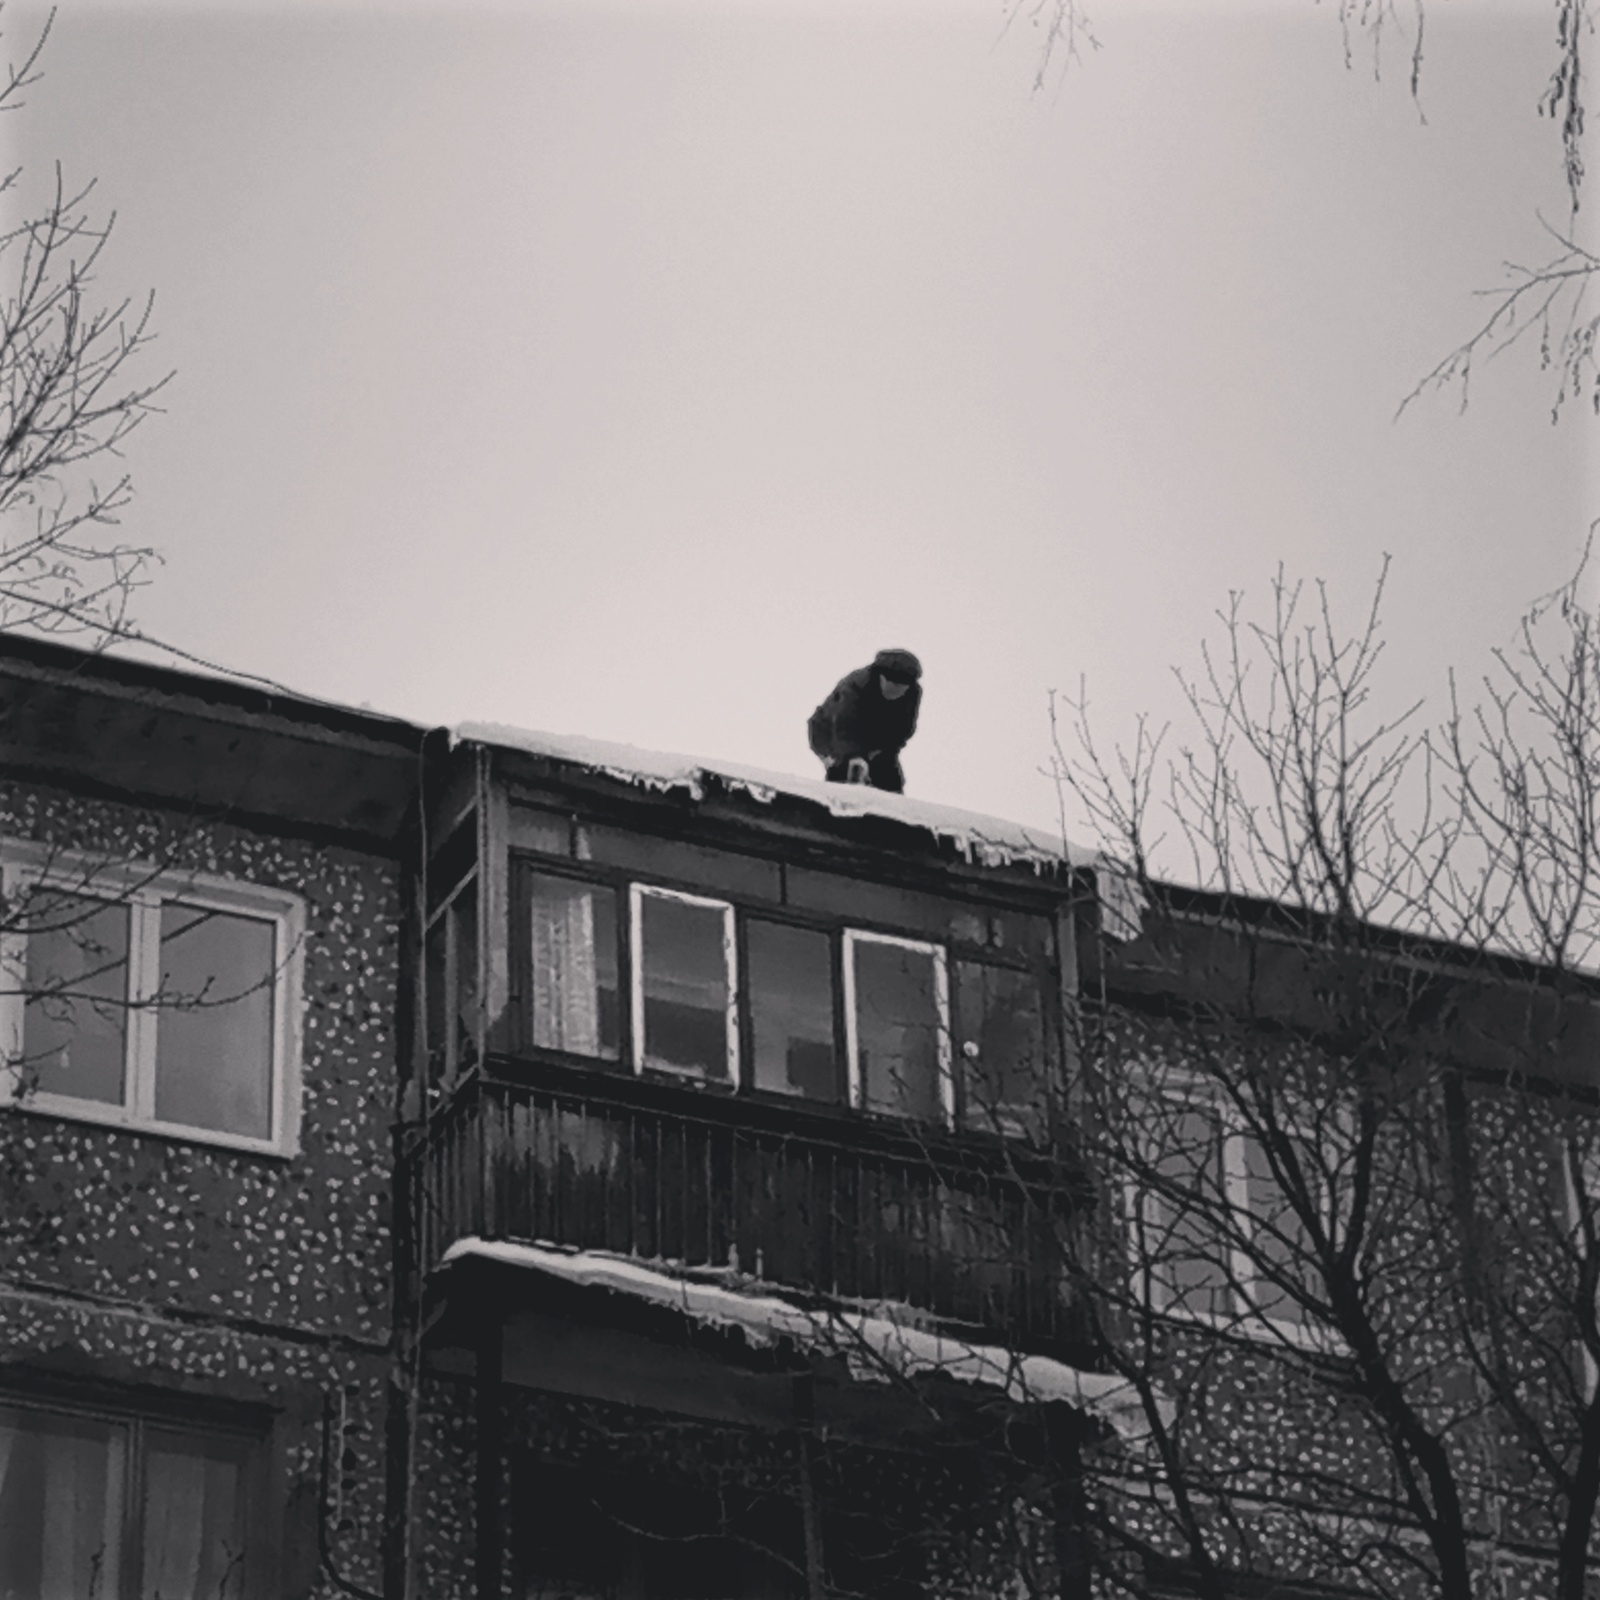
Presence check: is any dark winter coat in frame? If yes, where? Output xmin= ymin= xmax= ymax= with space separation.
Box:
xmin=807 ymin=666 xmax=921 ymax=766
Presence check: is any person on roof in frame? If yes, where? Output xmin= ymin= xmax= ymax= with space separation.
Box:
xmin=808 ymin=649 xmax=922 ymax=794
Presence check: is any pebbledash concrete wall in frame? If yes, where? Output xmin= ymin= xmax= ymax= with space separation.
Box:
xmin=0 ymin=778 xmax=402 ymax=1600
xmin=1094 ymin=1001 xmax=1578 ymax=1599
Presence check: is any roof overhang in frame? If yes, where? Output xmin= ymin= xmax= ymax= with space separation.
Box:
xmin=0 ymin=634 xmax=426 ymax=850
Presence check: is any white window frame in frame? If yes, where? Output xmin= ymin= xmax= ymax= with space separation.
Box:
xmin=0 ymin=844 xmax=305 ymax=1157
xmin=842 ymin=928 xmax=953 ymax=1126
xmin=1134 ymin=1074 xmax=1333 ymax=1349
xmin=629 ymin=883 xmax=739 ymax=1086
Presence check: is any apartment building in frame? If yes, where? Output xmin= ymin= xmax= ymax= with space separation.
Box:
xmin=3 ymin=637 xmax=1593 ymax=1599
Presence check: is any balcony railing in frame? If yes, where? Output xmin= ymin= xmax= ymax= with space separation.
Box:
xmin=419 ymin=1058 xmax=1087 ymax=1350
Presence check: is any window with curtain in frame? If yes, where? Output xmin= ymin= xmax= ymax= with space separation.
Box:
xmin=0 ymin=1400 xmax=253 ymax=1600
xmin=524 ymin=870 xmax=620 ymax=1060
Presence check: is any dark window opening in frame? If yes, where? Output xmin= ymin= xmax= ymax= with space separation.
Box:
xmin=427 ymin=811 xmax=478 ymax=912
xmin=955 ymin=961 xmax=1047 ymax=1141
xmin=849 ymin=934 xmax=948 ymax=1123
xmin=513 ymin=1461 xmax=803 ymax=1600
xmin=748 ymin=921 xmax=839 ymax=1103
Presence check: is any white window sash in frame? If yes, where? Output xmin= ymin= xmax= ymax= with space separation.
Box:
xmin=629 ymin=883 xmax=740 ymax=1086
xmin=843 ymin=928 xmax=953 ymax=1126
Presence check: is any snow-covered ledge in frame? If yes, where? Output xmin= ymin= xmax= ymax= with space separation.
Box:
xmin=441 ymin=1237 xmax=1158 ymax=1440
xmin=455 ymin=723 xmax=1143 ymax=939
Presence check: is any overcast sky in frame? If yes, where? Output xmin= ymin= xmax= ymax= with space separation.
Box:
xmin=17 ymin=0 xmax=1593 ymax=842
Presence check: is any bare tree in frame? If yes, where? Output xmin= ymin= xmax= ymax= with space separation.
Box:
xmin=1023 ymin=0 xmax=1598 ymax=419
xmin=0 ymin=3 xmax=185 ymax=1097
xmin=0 ymin=6 xmax=166 ymax=644
xmin=1039 ymin=565 xmax=1600 ymax=1598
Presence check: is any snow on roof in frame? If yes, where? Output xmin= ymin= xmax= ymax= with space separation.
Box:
xmin=442 ymin=1238 xmax=1159 ymax=1439
xmin=455 ymin=722 xmax=1143 ymax=936
xmin=457 ymin=721 xmax=1081 ymax=869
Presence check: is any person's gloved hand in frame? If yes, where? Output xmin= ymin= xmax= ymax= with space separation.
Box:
xmin=846 ymin=756 xmax=871 ymax=784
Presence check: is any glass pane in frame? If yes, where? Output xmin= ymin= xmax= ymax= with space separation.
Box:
xmin=155 ymin=904 xmax=276 ymax=1140
xmin=748 ymin=922 xmax=837 ymax=1101
xmin=0 ymin=1404 xmax=127 ymax=1600
xmin=141 ymin=1428 xmax=247 ymax=1600
xmin=508 ymin=805 xmax=569 ymax=855
xmin=1145 ymin=1102 xmax=1232 ymax=1320
xmin=852 ymin=938 xmax=945 ymax=1121
xmin=955 ymin=962 xmax=1046 ymax=1139
xmin=21 ymin=891 xmax=130 ymax=1106
xmin=526 ymin=873 xmax=619 ymax=1059
xmin=1243 ymin=1131 xmax=1313 ymax=1325
xmin=638 ymin=893 xmax=731 ymax=1079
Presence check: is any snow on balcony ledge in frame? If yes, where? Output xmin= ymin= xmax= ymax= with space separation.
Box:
xmin=440 ymin=1237 xmax=1161 ymax=1440
xmin=453 ymin=723 xmax=1142 ymax=938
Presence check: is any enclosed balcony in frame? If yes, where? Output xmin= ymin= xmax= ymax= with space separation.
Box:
xmin=416 ymin=734 xmax=1098 ymax=1356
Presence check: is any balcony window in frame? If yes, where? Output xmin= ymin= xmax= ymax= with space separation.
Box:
xmin=0 ymin=1398 xmax=255 ymax=1599
xmin=524 ymin=870 xmax=620 ymax=1060
xmin=506 ymin=845 xmax=1052 ymax=1136
xmin=428 ymin=881 xmax=482 ymax=1085
xmin=955 ymin=960 xmax=1047 ymax=1139
xmin=748 ymin=920 xmax=838 ymax=1102
xmin=845 ymin=931 xmax=951 ymax=1124
xmin=631 ymin=885 xmax=737 ymax=1081
xmin=1 ymin=854 xmax=304 ymax=1156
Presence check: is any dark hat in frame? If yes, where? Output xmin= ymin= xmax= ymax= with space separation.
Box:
xmin=873 ymin=649 xmax=922 ymax=683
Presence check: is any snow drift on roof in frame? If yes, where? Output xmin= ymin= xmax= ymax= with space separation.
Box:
xmin=441 ymin=1237 xmax=1158 ymax=1439
xmin=457 ymin=721 xmax=1081 ymax=867
xmin=455 ymin=722 xmax=1142 ymax=937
